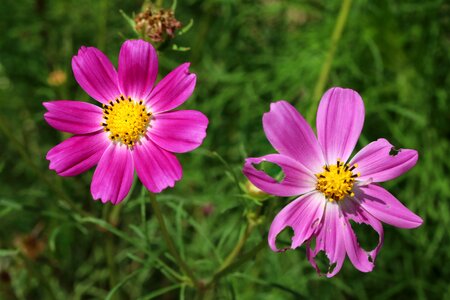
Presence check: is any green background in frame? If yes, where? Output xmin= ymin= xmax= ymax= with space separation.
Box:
xmin=0 ymin=0 xmax=448 ymax=299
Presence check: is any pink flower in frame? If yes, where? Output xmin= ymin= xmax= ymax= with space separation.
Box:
xmin=44 ymin=40 xmax=208 ymax=204
xmin=243 ymin=87 xmax=422 ymax=277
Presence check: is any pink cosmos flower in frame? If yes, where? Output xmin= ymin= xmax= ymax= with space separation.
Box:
xmin=44 ymin=40 xmax=208 ymax=204
xmin=243 ymin=87 xmax=422 ymax=277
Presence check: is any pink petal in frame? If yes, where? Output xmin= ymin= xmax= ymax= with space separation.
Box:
xmin=306 ymin=203 xmax=346 ymax=278
xmin=91 ymin=144 xmax=134 ymax=205
xmin=262 ymin=101 xmax=325 ymax=173
xmin=149 ymin=110 xmax=208 ymax=153
xmin=316 ymin=87 xmax=365 ymax=164
xmin=46 ymin=132 xmax=109 ymax=176
xmin=357 ymin=184 xmax=423 ymax=229
xmin=43 ymin=101 xmax=103 ymax=134
xmin=243 ymin=154 xmax=316 ymax=197
xmin=268 ymin=192 xmax=326 ymax=251
xmin=146 ymin=63 xmax=196 ymax=113
xmin=118 ymin=40 xmax=158 ymax=101
xmin=133 ymin=137 xmax=182 ymax=193
xmin=72 ymin=46 xmax=120 ymax=104
xmin=350 ymin=138 xmax=418 ymax=182
xmin=340 ymin=198 xmax=384 ymax=273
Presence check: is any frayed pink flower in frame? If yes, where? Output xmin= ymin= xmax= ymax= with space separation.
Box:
xmin=243 ymin=87 xmax=422 ymax=277
xmin=44 ymin=40 xmax=208 ymax=204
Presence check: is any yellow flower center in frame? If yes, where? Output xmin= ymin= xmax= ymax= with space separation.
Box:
xmin=101 ymin=96 xmax=152 ymax=147
xmin=315 ymin=160 xmax=359 ymax=202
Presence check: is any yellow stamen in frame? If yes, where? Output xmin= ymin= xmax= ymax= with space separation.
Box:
xmin=315 ymin=159 xmax=359 ymax=202
xmin=101 ymin=96 xmax=151 ymax=147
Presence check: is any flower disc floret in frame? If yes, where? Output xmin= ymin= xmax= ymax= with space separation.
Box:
xmin=101 ymin=96 xmax=151 ymax=147
xmin=315 ymin=159 xmax=359 ymax=202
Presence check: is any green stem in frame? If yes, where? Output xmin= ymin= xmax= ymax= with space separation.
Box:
xmin=306 ymin=0 xmax=353 ymax=123
xmin=218 ymin=222 xmax=254 ymax=273
xmin=149 ymin=192 xmax=199 ymax=288
xmin=207 ymin=240 xmax=265 ymax=287
xmin=103 ymin=206 xmax=118 ymax=299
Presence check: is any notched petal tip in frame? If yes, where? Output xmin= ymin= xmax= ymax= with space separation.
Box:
xmin=267 ymin=100 xmax=289 ymax=111
xmin=124 ymin=38 xmax=156 ymax=49
xmin=180 ymin=62 xmax=192 ymax=73
xmin=42 ymin=101 xmax=51 ymax=110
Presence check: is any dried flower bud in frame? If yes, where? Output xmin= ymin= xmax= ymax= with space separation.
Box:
xmin=134 ymin=6 xmax=182 ymax=43
xmin=47 ymin=69 xmax=67 ymax=87
xmin=14 ymin=234 xmax=46 ymax=260
xmin=14 ymin=223 xmax=46 ymax=260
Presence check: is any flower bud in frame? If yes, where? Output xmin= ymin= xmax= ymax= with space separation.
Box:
xmin=47 ymin=69 xmax=67 ymax=87
xmin=245 ymin=180 xmax=268 ymax=199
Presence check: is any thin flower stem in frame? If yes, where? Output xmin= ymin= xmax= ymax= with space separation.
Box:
xmin=207 ymin=240 xmax=265 ymax=288
xmin=207 ymin=205 xmax=264 ymax=289
xmin=218 ymin=222 xmax=254 ymax=272
xmin=149 ymin=192 xmax=200 ymax=289
xmin=103 ymin=205 xmax=118 ymax=298
xmin=306 ymin=0 xmax=353 ymax=123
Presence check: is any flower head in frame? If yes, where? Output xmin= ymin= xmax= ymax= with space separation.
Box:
xmin=243 ymin=87 xmax=422 ymax=277
xmin=135 ymin=6 xmax=182 ymax=43
xmin=44 ymin=40 xmax=208 ymax=204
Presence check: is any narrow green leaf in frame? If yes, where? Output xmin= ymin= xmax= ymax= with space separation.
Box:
xmin=139 ymin=284 xmax=181 ymax=300
xmin=105 ymin=269 xmax=141 ymax=300
xmin=0 ymin=249 xmax=18 ymax=257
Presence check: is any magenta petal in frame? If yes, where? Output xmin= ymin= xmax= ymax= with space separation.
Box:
xmin=306 ymin=203 xmax=346 ymax=278
xmin=243 ymin=154 xmax=316 ymax=197
xmin=340 ymin=199 xmax=384 ymax=273
xmin=262 ymin=101 xmax=325 ymax=173
xmin=133 ymin=138 xmax=182 ymax=193
xmin=350 ymin=138 xmax=418 ymax=182
xmin=72 ymin=46 xmax=120 ymax=104
xmin=316 ymin=87 xmax=365 ymax=164
xmin=118 ymin=40 xmax=158 ymax=100
xmin=357 ymin=184 xmax=423 ymax=229
xmin=46 ymin=132 xmax=109 ymax=176
xmin=43 ymin=101 xmax=103 ymax=134
xmin=149 ymin=110 xmax=208 ymax=153
xmin=91 ymin=144 xmax=134 ymax=205
xmin=146 ymin=63 xmax=196 ymax=113
xmin=268 ymin=193 xmax=325 ymax=251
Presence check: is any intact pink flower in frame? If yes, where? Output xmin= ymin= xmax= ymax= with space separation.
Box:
xmin=243 ymin=87 xmax=422 ymax=277
xmin=44 ymin=40 xmax=208 ymax=204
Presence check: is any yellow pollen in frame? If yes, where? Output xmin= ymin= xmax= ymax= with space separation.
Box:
xmin=315 ymin=159 xmax=359 ymax=202
xmin=101 ymin=96 xmax=151 ymax=147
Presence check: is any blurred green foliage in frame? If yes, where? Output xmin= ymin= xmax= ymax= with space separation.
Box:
xmin=0 ymin=0 xmax=449 ymax=299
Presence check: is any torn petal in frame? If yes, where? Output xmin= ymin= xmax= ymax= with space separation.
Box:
xmin=340 ymin=198 xmax=384 ymax=272
xmin=268 ymin=193 xmax=326 ymax=252
xmin=305 ymin=202 xmax=346 ymax=278
xmin=243 ymin=154 xmax=316 ymax=197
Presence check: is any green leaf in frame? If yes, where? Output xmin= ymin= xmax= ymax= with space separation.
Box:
xmin=178 ymin=19 xmax=193 ymax=36
xmin=105 ymin=269 xmax=141 ymax=300
xmin=0 ymin=249 xmax=18 ymax=257
xmin=138 ymin=284 xmax=181 ymax=300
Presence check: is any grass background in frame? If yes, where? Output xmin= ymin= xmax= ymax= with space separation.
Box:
xmin=0 ymin=0 xmax=449 ymax=299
